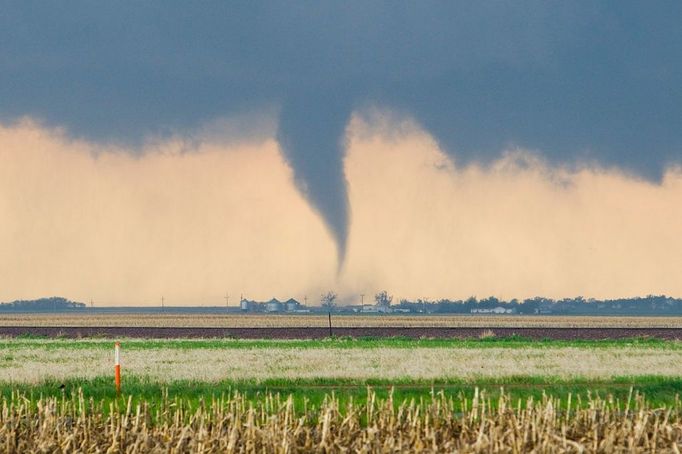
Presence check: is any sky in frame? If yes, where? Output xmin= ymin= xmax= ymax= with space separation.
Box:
xmin=1 ymin=2 xmax=681 ymax=304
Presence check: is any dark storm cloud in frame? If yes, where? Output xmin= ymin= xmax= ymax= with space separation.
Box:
xmin=1 ymin=1 xmax=681 ymax=262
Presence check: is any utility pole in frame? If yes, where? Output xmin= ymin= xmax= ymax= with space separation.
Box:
xmin=161 ymin=296 xmax=164 ymax=312
xmin=360 ymin=294 xmax=365 ymax=306
xmin=224 ymin=293 xmax=229 ymax=311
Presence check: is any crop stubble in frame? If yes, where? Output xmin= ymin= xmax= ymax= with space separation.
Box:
xmin=1 ymin=389 xmax=680 ymax=453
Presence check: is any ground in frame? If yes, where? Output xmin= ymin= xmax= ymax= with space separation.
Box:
xmin=3 ymin=336 xmax=682 ymax=408
xmin=2 ymin=315 xmax=682 ymax=451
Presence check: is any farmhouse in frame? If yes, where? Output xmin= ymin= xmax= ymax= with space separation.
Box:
xmin=361 ymin=304 xmax=393 ymax=314
xmin=470 ymin=306 xmax=515 ymax=314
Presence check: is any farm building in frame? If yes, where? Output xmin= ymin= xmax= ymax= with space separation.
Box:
xmin=265 ymin=299 xmax=284 ymax=313
xmin=239 ymin=297 xmax=310 ymax=313
xmin=470 ymin=306 xmax=516 ymax=314
xmin=285 ymin=298 xmax=300 ymax=311
xmin=361 ymin=304 xmax=393 ymax=314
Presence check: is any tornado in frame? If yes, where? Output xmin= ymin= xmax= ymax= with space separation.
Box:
xmin=276 ymin=91 xmax=353 ymax=268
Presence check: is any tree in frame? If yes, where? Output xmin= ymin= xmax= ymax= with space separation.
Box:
xmin=321 ymin=291 xmax=337 ymax=310
xmin=374 ymin=290 xmax=393 ymax=307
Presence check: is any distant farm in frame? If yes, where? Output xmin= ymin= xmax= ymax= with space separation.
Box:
xmin=4 ymin=294 xmax=682 ymax=315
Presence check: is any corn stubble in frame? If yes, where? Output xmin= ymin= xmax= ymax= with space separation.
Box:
xmin=1 ymin=389 xmax=681 ymax=453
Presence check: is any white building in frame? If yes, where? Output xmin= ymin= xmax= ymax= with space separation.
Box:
xmin=470 ymin=306 xmax=514 ymax=314
xmin=361 ymin=304 xmax=392 ymax=314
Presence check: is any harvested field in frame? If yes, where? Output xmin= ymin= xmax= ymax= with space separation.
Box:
xmin=4 ymin=337 xmax=682 ymax=452
xmin=2 ymin=389 xmax=682 ymax=453
xmin=3 ymin=314 xmax=682 ymax=340
xmin=3 ymin=338 xmax=682 ymax=382
xmin=2 ymin=313 xmax=682 ymax=328
xmin=2 ymin=325 xmax=682 ymax=339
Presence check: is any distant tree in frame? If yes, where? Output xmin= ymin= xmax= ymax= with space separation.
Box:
xmin=321 ymin=291 xmax=337 ymax=310
xmin=374 ymin=291 xmax=393 ymax=307
xmin=0 ymin=297 xmax=85 ymax=312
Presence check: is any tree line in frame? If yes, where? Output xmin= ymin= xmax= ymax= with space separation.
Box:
xmin=0 ymin=297 xmax=86 ymax=312
xmin=395 ymin=295 xmax=682 ymax=315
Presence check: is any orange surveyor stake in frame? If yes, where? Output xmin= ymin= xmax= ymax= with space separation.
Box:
xmin=114 ymin=342 xmax=121 ymax=395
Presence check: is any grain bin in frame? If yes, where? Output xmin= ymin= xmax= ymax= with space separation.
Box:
xmin=265 ymin=299 xmax=283 ymax=312
xmin=285 ymin=299 xmax=300 ymax=312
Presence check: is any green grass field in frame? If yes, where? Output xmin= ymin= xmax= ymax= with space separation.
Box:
xmin=5 ymin=375 xmax=682 ymax=412
xmin=5 ymin=334 xmax=682 ymax=350
xmin=2 ymin=336 xmax=682 ymax=410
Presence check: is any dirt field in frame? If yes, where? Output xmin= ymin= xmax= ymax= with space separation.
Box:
xmin=2 ymin=314 xmax=682 ymax=338
xmin=1 ymin=313 xmax=682 ymax=328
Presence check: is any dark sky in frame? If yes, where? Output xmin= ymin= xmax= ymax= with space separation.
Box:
xmin=2 ymin=1 xmax=681 ymax=261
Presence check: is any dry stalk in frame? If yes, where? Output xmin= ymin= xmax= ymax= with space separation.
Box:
xmin=0 ymin=389 xmax=680 ymax=452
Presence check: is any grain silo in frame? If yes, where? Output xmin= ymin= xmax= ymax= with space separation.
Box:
xmin=265 ymin=298 xmax=283 ymax=313
xmin=285 ymin=298 xmax=300 ymax=312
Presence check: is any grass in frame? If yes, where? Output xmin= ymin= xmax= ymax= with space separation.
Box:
xmin=4 ymin=337 xmax=682 ymax=383
xmin=3 ymin=335 xmax=682 ymax=350
xmin=3 ymin=375 xmax=682 ymax=410
xmin=3 ymin=335 xmax=682 ymax=450
xmin=3 ymin=337 xmax=682 ymax=409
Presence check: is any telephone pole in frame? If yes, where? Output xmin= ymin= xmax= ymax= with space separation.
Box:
xmin=224 ymin=293 xmax=230 ymax=311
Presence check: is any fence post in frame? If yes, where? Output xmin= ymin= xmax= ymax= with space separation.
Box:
xmin=114 ymin=342 xmax=121 ymax=395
